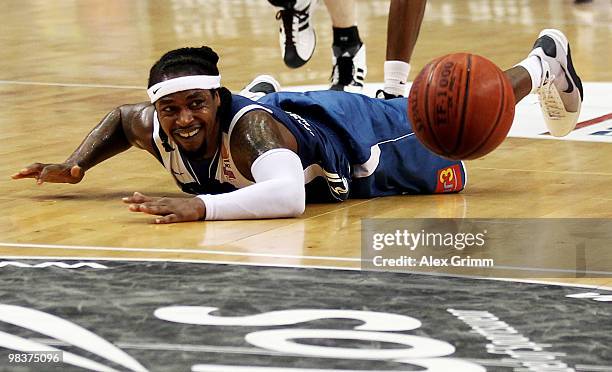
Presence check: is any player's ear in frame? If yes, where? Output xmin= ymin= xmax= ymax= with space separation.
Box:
xmin=212 ymin=89 xmax=221 ymax=107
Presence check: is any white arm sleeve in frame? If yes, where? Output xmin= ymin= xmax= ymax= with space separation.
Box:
xmin=197 ymin=148 xmax=305 ymax=220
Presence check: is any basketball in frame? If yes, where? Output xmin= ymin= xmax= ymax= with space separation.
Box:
xmin=408 ymin=53 xmax=515 ymax=160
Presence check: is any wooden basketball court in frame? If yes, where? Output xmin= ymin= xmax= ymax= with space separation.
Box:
xmin=2 ymin=1 xmax=612 ymax=370
xmin=2 ymin=0 xmax=612 ymax=282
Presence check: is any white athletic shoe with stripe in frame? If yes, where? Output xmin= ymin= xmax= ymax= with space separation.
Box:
xmin=275 ymin=0 xmax=316 ymax=69
xmin=529 ymin=29 xmax=584 ymax=137
xmin=239 ymin=75 xmax=281 ymax=101
xmin=330 ymin=43 xmax=367 ymax=93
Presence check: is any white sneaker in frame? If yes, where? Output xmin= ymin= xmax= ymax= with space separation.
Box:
xmin=275 ymin=0 xmax=316 ymax=69
xmin=239 ymin=75 xmax=281 ymax=101
xmin=529 ymin=29 xmax=584 ymax=137
xmin=330 ymin=43 xmax=367 ymax=92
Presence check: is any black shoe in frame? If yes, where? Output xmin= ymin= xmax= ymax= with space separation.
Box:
xmin=330 ymin=43 xmax=367 ymax=92
xmin=375 ymin=89 xmax=403 ymax=100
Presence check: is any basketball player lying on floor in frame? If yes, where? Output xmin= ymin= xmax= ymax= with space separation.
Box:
xmin=12 ymin=29 xmax=583 ymax=224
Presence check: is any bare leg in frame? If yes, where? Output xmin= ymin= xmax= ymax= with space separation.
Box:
xmin=504 ymin=66 xmax=533 ymax=104
xmin=386 ymin=0 xmax=426 ymax=62
xmin=324 ymin=0 xmax=366 ymax=91
xmin=380 ymin=0 xmax=427 ymax=98
xmin=323 ymin=0 xmax=356 ymax=27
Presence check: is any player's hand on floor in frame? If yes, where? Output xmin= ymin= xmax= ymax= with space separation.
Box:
xmin=123 ymin=192 xmax=206 ymax=224
xmin=11 ymin=163 xmax=83 ymax=184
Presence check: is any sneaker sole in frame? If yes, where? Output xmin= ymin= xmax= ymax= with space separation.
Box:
xmin=538 ymin=29 xmax=584 ymax=101
xmin=243 ymin=75 xmax=282 ymax=93
xmin=283 ymin=32 xmax=317 ymax=69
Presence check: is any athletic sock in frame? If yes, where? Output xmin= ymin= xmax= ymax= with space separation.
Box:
xmin=268 ymin=0 xmax=294 ymax=7
xmin=332 ymin=26 xmax=361 ymax=48
xmin=517 ymin=55 xmax=569 ymax=92
xmin=293 ymin=0 xmax=310 ymax=10
xmin=517 ymin=55 xmax=543 ymax=92
xmin=268 ymin=0 xmax=309 ymax=10
xmin=383 ymin=60 xmax=411 ymax=97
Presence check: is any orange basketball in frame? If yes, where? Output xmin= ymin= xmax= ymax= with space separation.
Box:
xmin=408 ymin=53 xmax=515 ymax=160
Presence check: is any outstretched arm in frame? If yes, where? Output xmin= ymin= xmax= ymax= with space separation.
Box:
xmin=12 ymin=102 xmax=153 ymax=184
xmin=124 ymin=110 xmax=305 ymax=223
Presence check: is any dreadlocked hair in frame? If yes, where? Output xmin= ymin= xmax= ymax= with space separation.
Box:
xmin=148 ymin=46 xmax=232 ymax=123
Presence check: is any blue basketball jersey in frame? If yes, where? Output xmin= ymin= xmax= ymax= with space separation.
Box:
xmin=150 ymin=91 xmax=466 ymax=201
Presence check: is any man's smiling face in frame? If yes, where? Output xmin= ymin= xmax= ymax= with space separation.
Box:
xmin=155 ymin=88 xmax=221 ymax=157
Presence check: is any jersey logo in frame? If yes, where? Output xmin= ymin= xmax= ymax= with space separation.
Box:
xmin=287 ymin=111 xmax=315 ymax=137
xmin=325 ymin=171 xmax=350 ymax=200
xmin=435 ymin=164 xmax=464 ymax=193
xmin=220 ymin=143 xmax=236 ymax=181
xmin=223 ymin=163 xmax=236 ymax=181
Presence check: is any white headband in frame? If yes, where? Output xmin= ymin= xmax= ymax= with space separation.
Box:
xmin=147 ymin=75 xmax=221 ymax=103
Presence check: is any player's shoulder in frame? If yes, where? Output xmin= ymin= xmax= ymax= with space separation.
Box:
xmin=231 ymin=109 xmax=277 ymax=139
xmin=227 ymin=94 xmax=275 ymax=127
xmin=229 ymin=109 xmax=298 ymax=181
xmin=119 ymin=102 xmax=154 ymax=124
xmin=118 ymin=102 xmax=155 ymax=150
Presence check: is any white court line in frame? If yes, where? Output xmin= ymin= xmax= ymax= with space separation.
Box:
xmin=470 ymin=167 xmax=612 ymax=176
xmin=0 ymin=80 xmax=142 ymax=90
xmin=0 ymin=242 xmax=361 ymax=262
xmin=19 ymin=339 xmax=561 ymax=368
xmin=427 ymin=14 xmax=611 ymax=28
xmin=33 ymin=338 xmax=611 ymax=370
xmin=0 ymin=255 xmax=611 ymax=292
xmin=575 ymin=366 xmax=612 ymax=372
xmin=2 ymin=241 xmax=612 ymax=275
xmin=2 ymin=242 xmax=612 ymax=276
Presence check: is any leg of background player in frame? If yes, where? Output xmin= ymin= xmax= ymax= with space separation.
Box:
xmin=324 ymin=0 xmax=367 ymax=92
xmin=323 ymin=0 xmax=355 ymax=28
xmin=378 ymin=0 xmax=427 ymax=99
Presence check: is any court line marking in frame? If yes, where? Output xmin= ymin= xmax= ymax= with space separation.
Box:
xmin=0 ymin=254 xmax=358 ymax=270
xmin=468 ymin=167 xmax=612 ymax=176
xmin=574 ymin=112 xmax=612 ymax=130
xmin=575 ymin=366 xmax=612 ymax=372
xmin=0 ymin=80 xmax=142 ymax=90
xmin=540 ymin=112 xmax=612 ymax=135
xmin=0 ymin=255 xmax=611 ymax=292
xmin=0 ymin=242 xmax=361 ymax=262
xmin=30 ymin=338 xmax=610 ymax=370
xmin=2 ymin=242 xmax=612 ymax=276
xmin=426 ymin=14 xmax=612 ymax=29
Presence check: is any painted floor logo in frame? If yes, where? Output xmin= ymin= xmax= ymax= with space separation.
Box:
xmin=0 ymin=260 xmax=610 ymax=371
xmin=449 ymin=309 xmax=574 ymax=371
